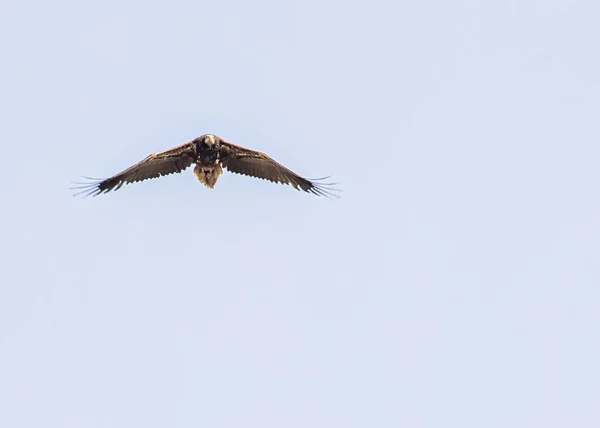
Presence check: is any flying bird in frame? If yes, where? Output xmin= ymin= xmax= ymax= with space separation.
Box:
xmin=72 ymin=134 xmax=340 ymax=198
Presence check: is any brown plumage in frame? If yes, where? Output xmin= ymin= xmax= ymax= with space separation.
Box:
xmin=72 ymin=134 xmax=340 ymax=199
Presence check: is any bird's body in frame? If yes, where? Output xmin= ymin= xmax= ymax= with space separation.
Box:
xmin=72 ymin=134 xmax=339 ymax=198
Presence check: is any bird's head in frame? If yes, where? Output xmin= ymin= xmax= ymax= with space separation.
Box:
xmin=193 ymin=134 xmax=220 ymax=151
xmin=202 ymin=134 xmax=217 ymax=146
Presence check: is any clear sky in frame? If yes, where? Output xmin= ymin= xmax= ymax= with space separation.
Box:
xmin=1 ymin=0 xmax=599 ymax=427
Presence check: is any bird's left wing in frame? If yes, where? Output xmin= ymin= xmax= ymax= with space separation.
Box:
xmin=218 ymin=140 xmax=340 ymax=198
xmin=72 ymin=142 xmax=197 ymax=197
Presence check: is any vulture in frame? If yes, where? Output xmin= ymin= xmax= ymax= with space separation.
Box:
xmin=72 ymin=134 xmax=340 ymax=198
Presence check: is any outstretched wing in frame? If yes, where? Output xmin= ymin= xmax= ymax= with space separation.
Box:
xmin=72 ymin=142 xmax=197 ymax=197
xmin=218 ymin=140 xmax=340 ymax=198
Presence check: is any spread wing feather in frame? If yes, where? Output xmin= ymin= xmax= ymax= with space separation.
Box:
xmin=72 ymin=142 xmax=197 ymax=197
xmin=218 ymin=141 xmax=340 ymax=199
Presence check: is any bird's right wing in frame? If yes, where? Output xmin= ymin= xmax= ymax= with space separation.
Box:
xmin=72 ymin=142 xmax=197 ymax=197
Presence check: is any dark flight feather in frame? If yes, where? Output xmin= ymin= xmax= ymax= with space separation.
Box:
xmin=218 ymin=141 xmax=340 ymax=198
xmin=71 ymin=142 xmax=196 ymax=197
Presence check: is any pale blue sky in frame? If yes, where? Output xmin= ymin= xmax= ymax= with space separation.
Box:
xmin=1 ymin=0 xmax=599 ymax=427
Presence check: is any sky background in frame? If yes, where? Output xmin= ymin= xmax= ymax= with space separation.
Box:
xmin=1 ymin=0 xmax=599 ymax=426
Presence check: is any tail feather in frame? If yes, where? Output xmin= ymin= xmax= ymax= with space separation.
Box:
xmin=193 ymin=164 xmax=223 ymax=189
